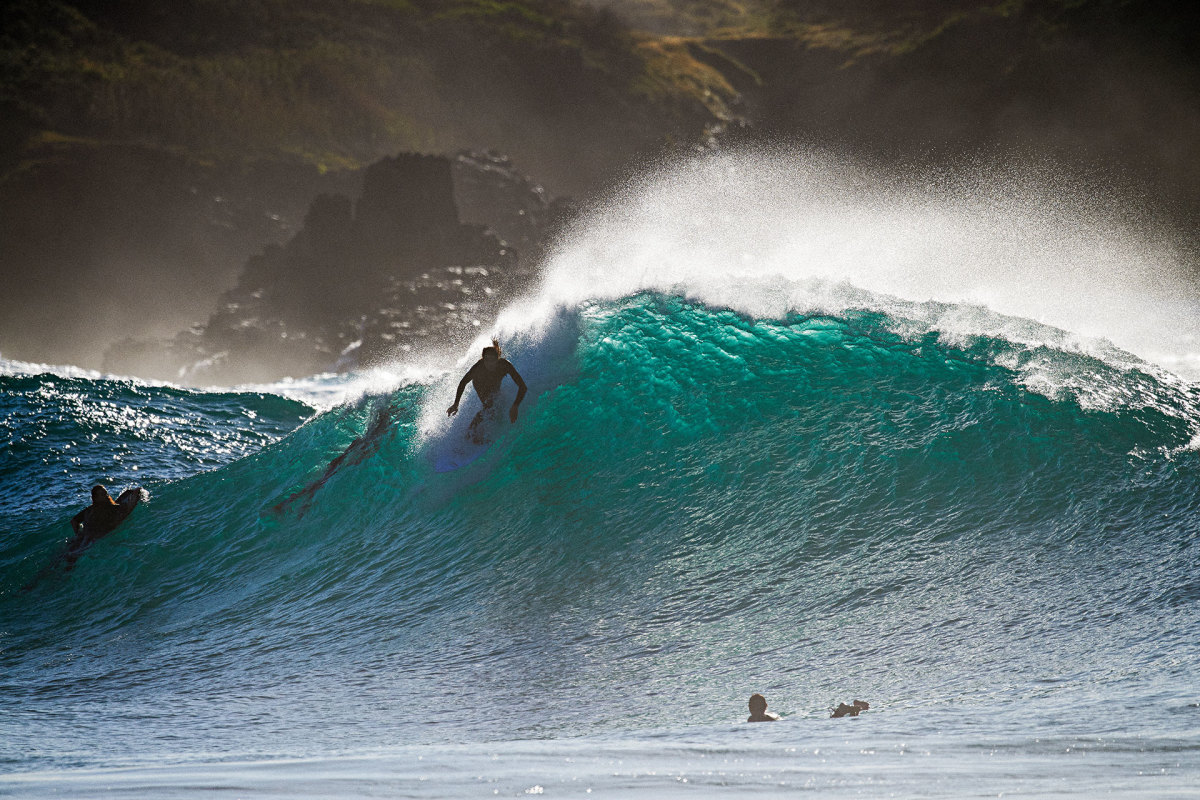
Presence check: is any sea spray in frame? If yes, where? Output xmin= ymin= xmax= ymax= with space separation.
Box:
xmin=517 ymin=146 xmax=1200 ymax=377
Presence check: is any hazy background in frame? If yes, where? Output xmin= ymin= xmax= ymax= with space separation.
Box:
xmin=1 ymin=0 xmax=1197 ymax=372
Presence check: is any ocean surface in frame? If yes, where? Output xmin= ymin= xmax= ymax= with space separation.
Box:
xmin=2 ymin=151 xmax=1199 ymax=797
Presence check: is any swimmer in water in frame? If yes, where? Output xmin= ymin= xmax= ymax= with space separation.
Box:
xmin=747 ymin=693 xmax=781 ymax=722
xmin=831 ymin=700 xmax=870 ymax=718
xmin=447 ymin=339 xmax=527 ymax=439
xmin=272 ymin=400 xmax=401 ymax=517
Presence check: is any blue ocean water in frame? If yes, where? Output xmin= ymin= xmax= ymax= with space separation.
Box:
xmin=3 ymin=153 xmax=1200 ymax=796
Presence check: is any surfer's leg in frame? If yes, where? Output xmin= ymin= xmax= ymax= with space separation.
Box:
xmin=468 ymin=410 xmax=486 ymax=443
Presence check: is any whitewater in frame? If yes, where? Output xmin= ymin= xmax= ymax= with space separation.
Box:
xmin=2 ymin=149 xmax=1199 ymax=798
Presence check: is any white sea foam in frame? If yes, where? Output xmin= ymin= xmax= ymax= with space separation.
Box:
xmin=0 ymin=355 xmax=109 ymax=382
xmin=226 ymin=364 xmax=444 ymax=411
xmin=0 ymin=353 xmax=439 ymax=413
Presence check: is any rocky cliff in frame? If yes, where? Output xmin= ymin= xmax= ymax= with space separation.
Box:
xmin=101 ymin=151 xmax=565 ymax=384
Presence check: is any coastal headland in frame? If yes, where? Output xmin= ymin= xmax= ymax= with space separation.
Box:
xmin=2 ymin=0 xmax=1197 ymax=378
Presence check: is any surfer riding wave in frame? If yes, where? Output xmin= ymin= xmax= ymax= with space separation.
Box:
xmin=447 ymin=339 xmax=527 ymax=441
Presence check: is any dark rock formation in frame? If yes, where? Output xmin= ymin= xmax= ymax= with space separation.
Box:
xmin=453 ymin=150 xmax=565 ymax=266
xmin=103 ymin=151 xmax=568 ymax=384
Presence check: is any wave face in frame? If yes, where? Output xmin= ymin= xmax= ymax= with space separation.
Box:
xmin=3 ymin=291 xmax=1200 ymax=768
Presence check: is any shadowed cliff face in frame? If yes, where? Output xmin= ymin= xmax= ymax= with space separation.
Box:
xmin=0 ymin=0 xmax=694 ymax=196
xmin=0 ymin=148 xmax=361 ymax=369
xmin=0 ymin=0 xmax=713 ymax=371
xmin=598 ymin=0 xmax=1200 ymax=230
xmin=100 ymin=152 xmax=562 ymax=385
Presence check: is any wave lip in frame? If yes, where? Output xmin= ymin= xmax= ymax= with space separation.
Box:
xmin=526 ymin=147 xmax=1200 ymax=380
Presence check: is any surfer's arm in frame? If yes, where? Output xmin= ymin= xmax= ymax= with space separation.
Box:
xmin=448 ymin=368 xmax=474 ymax=415
xmin=70 ymin=509 xmax=85 ymax=536
xmin=507 ymin=363 xmax=527 ymax=422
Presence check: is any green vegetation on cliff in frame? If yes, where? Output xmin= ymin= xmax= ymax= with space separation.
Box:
xmin=0 ymin=0 xmax=721 ymax=191
xmin=6 ymin=0 xmax=1193 ymax=187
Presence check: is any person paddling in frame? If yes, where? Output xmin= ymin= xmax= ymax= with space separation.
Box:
xmin=831 ymin=699 xmax=870 ymax=718
xmin=64 ymin=485 xmax=142 ymax=565
xmin=447 ymin=339 xmax=527 ymax=438
xmin=70 ymin=486 xmax=137 ymax=546
xmin=21 ymin=485 xmax=142 ymax=590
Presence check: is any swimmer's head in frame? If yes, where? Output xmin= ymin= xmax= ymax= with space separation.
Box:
xmin=748 ymin=693 xmax=768 ymax=716
xmin=91 ymin=485 xmax=113 ymax=504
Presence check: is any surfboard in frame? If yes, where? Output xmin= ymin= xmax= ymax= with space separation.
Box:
xmin=115 ymin=488 xmax=143 ymax=516
xmin=432 ymin=412 xmax=497 ymax=473
xmin=433 ymin=435 xmax=490 ymax=473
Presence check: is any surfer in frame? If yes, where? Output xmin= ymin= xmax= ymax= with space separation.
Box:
xmin=70 ymin=486 xmax=140 ymax=546
xmin=63 ymin=485 xmax=142 ymax=566
xmin=747 ymin=693 xmax=781 ymax=722
xmin=22 ymin=485 xmax=142 ymax=589
xmin=22 ymin=485 xmax=143 ymax=590
xmin=446 ymin=339 xmax=527 ymax=435
xmin=831 ymin=700 xmax=870 ymax=718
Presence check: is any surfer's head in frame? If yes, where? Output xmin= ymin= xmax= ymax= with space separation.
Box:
xmin=748 ymin=693 xmax=768 ymax=716
xmin=91 ymin=485 xmax=114 ymax=505
xmin=482 ymin=338 xmax=502 ymax=370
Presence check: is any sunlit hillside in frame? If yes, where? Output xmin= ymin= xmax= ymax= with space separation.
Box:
xmin=1 ymin=0 xmax=727 ymax=190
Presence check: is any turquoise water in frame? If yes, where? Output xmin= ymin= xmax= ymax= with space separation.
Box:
xmin=3 ymin=290 xmax=1199 ymax=796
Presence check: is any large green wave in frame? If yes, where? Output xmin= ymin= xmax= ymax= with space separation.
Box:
xmin=3 ymin=293 xmax=1199 ymax=756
